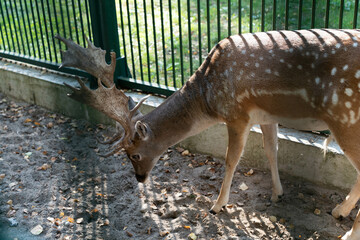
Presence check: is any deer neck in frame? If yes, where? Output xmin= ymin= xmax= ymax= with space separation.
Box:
xmin=141 ymin=76 xmax=217 ymax=147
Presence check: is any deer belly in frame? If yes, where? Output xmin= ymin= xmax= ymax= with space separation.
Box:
xmin=249 ymin=109 xmax=328 ymax=131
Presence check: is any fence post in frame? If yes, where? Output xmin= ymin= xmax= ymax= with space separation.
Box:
xmin=88 ymin=0 xmax=130 ymax=87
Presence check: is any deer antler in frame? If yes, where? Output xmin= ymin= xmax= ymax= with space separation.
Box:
xmin=56 ymin=35 xmax=148 ymax=154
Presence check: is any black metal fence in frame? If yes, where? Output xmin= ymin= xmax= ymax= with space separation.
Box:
xmin=0 ymin=0 xmax=359 ymax=96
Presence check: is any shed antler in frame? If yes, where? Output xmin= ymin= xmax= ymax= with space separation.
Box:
xmin=55 ymin=35 xmax=148 ymax=154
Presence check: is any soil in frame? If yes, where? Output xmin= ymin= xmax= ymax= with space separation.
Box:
xmin=0 ymin=92 xmax=357 ymax=240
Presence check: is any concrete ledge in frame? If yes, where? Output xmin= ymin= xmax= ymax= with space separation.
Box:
xmin=0 ymin=59 xmax=356 ymax=190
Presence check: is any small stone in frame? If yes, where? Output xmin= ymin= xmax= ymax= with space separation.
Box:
xmin=0 ymin=174 xmax=5 ymax=179
xmin=164 ymin=162 xmax=170 ymax=167
xmin=9 ymin=182 xmax=17 ymax=188
xmin=314 ymin=209 xmax=321 ymax=215
xmin=30 ymin=225 xmax=43 ymax=235
xmin=7 ymin=200 xmax=13 ymax=205
xmin=298 ymin=193 xmax=304 ymax=199
xmin=181 ymin=150 xmax=190 ymax=156
xmin=8 ymin=218 xmax=18 ymax=227
xmin=239 ymin=182 xmax=248 ymax=191
xmin=76 ymin=218 xmax=84 ymax=224
xmin=269 ymin=216 xmax=277 ymax=223
xmin=188 ymin=233 xmax=197 ymax=240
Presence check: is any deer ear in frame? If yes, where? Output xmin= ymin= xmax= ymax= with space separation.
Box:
xmin=135 ymin=121 xmax=150 ymax=140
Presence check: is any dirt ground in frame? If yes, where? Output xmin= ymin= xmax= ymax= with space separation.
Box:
xmin=0 ymin=91 xmax=357 ymax=240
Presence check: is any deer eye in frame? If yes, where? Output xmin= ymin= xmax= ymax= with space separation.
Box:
xmin=130 ymin=154 xmax=141 ymax=162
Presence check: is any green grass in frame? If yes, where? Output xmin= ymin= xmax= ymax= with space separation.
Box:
xmin=0 ymin=0 xmax=359 ymax=91
xmin=118 ymin=0 xmax=359 ymax=89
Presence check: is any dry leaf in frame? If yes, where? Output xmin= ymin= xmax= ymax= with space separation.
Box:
xmin=37 ymin=163 xmax=51 ymax=171
xmin=60 ymin=212 xmax=65 ymax=217
xmin=126 ymin=231 xmax=133 ymax=237
xmin=34 ymin=122 xmax=41 ymax=126
xmin=67 ymin=217 xmax=75 ymax=223
xmin=244 ymin=169 xmax=254 ymax=176
xmin=24 ymin=118 xmax=32 ymax=123
xmin=239 ymin=182 xmax=249 ymax=191
xmin=184 ymin=225 xmax=191 ymax=229
xmin=159 ymin=231 xmax=169 ymax=237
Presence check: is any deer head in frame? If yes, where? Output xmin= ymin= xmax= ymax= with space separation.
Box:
xmin=56 ymin=35 xmax=161 ymax=182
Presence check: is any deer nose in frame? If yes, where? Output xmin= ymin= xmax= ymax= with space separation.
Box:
xmin=135 ymin=174 xmax=147 ymax=183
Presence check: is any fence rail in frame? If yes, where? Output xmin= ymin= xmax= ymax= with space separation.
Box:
xmin=1 ymin=0 xmax=360 ymax=96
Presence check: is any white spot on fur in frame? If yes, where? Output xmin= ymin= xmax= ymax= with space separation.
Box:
xmin=355 ymin=70 xmax=360 ymax=79
xmin=329 ymin=82 xmax=333 ymax=87
xmin=331 ymin=67 xmax=337 ymax=76
xmin=340 ymin=78 xmax=345 ymax=84
xmin=250 ymin=53 xmax=255 ymax=57
xmin=311 ymin=63 xmax=315 ymax=69
xmin=336 ymin=43 xmax=341 ymax=49
xmin=332 ymin=92 xmax=338 ymax=105
xmin=331 ymin=49 xmax=336 ymax=54
xmin=345 ymin=102 xmax=352 ymax=109
xmin=353 ymin=42 xmax=358 ymax=47
xmin=259 ymin=56 xmax=264 ymax=61
xmin=315 ymin=77 xmax=320 ymax=85
xmin=343 ymin=65 xmax=349 ymax=71
xmin=244 ymin=62 xmax=249 ymax=67
xmin=241 ymin=50 xmax=246 ymax=55
xmin=345 ymin=88 xmax=353 ymax=96
xmin=289 ymin=48 xmax=294 ymax=53
xmin=287 ymin=64 xmax=292 ymax=69
xmin=297 ymin=65 xmax=303 ymax=70
xmin=233 ymin=61 xmax=237 ymax=66
xmin=350 ymin=110 xmax=357 ymax=124
xmin=265 ymin=69 xmax=271 ymax=74
xmin=255 ymin=63 xmax=260 ymax=68
xmin=358 ymin=82 xmax=360 ymax=89
xmin=324 ymin=53 xmax=328 ymax=58
xmin=280 ymin=59 xmax=284 ymax=63
xmin=274 ymin=71 xmax=280 ymax=77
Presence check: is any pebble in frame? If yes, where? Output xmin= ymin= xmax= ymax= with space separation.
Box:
xmin=30 ymin=224 xmax=43 ymax=235
xmin=314 ymin=209 xmax=321 ymax=215
xmin=8 ymin=218 xmax=18 ymax=227
xmin=239 ymin=182 xmax=249 ymax=191
xmin=269 ymin=216 xmax=277 ymax=223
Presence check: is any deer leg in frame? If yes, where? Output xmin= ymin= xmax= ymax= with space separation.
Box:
xmin=332 ymin=175 xmax=360 ymax=219
xmin=260 ymin=124 xmax=283 ymax=202
xmin=210 ymin=122 xmax=251 ymax=214
xmin=328 ymin=125 xmax=360 ymax=240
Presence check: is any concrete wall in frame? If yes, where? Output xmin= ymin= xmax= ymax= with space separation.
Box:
xmin=0 ymin=59 xmax=356 ymax=190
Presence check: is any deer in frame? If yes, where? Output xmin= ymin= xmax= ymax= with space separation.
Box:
xmin=56 ymin=28 xmax=360 ymax=240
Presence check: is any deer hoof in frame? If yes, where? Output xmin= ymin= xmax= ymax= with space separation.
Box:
xmin=271 ymin=193 xmax=283 ymax=203
xmin=332 ymin=205 xmax=351 ymax=219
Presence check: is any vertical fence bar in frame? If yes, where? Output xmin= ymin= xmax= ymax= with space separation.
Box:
xmin=119 ymin=0 xmax=128 ymax=74
xmin=238 ymin=0 xmax=242 ymax=34
xmin=178 ymin=0 xmax=184 ymax=85
xmin=0 ymin=2 xmax=11 ymax=51
xmin=250 ymin=0 xmax=253 ymax=32
xmin=168 ymin=0 xmax=176 ymax=88
xmin=228 ymin=0 xmax=231 ymax=36
xmin=47 ymin=0 xmax=58 ymax=62
xmin=151 ymin=0 xmax=160 ymax=85
xmin=273 ymin=0 xmax=276 ymax=30
xmin=160 ymin=0 xmax=168 ymax=85
xmin=126 ymin=0 xmax=136 ymax=79
xmin=0 ymin=4 xmax=5 ymax=50
xmin=298 ymin=0 xmax=303 ymax=29
xmin=217 ymin=0 xmax=220 ymax=41
xmin=71 ymin=0 xmax=80 ymax=43
xmin=134 ymin=0 xmax=144 ymax=81
xmin=354 ymin=0 xmax=359 ymax=29
xmin=143 ymin=0 xmax=151 ymax=83
xmin=13 ymin=0 xmax=26 ymax=54
xmin=51 ymin=0 xmax=61 ymax=61
xmin=207 ymin=0 xmax=210 ymax=52
xmin=197 ymin=0 xmax=202 ymax=65
xmin=187 ymin=0 xmax=193 ymax=75
xmin=35 ymin=1 xmax=47 ymax=59
xmin=6 ymin=1 xmax=18 ymax=52
xmin=285 ymin=0 xmax=289 ymax=30
xmin=325 ymin=0 xmax=330 ymax=28
xmin=40 ymin=0 xmax=52 ymax=61
xmin=311 ymin=0 xmax=316 ymax=28
xmin=85 ymin=0 xmax=92 ymax=41
xmin=24 ymin=0 xmax=35 ymax=56
xmin=59 ymin=0 xmax=67 ymax=38
xmin=261 ymin=0 xmax=265 ymax=32
xmin=65 ymin=0 xmax=73 ymax=40
xmin=339 ymin=0 xmax=344 ymax=29
xmin=19 ymin=0 xmax=31 ymax=56
xmin=77 ymin=0 xmax=86 ymax=47
xmin=30 ymin=2 xmax=41 ymax=58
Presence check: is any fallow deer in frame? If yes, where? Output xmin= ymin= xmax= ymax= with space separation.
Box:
xmin=56 ymin=29 xmax=360 ymax=239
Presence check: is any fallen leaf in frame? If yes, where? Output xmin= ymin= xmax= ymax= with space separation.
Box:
xmin=34 ymin=122 xmax=41 ymax=126
xmin=60 ymin=212 xmax=64 ymax=217
xmin=126 ymin=231 xmax=133 ymax=237
xmin=37 ymin=163 xmax=51 ymax=171
xmin=0 ymin=174 xmax=5 ymax=179
xmin=67 ymin=217 xmax=75 ymax=223
xmin=314 ymin=209 xmax=321 ymax=215
xmin=159 ymin=231 xmax=169 ymax=237
xmin=36 ymin=147 xmax=42 ymax=151
xmin=184 ymin=225 xmax=191 ymax=229
xmin=50 ymin=157 xmax=57 ymax=162
xmin=47 ymin=122 xmax=54 ymax=128
xmin=244 ymin=169 xmax=254 ymax=176
xmin=24 ymin=118 xmax=32 ymax=123
xmin=91 ymin=208 xmax=98 ymax=213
